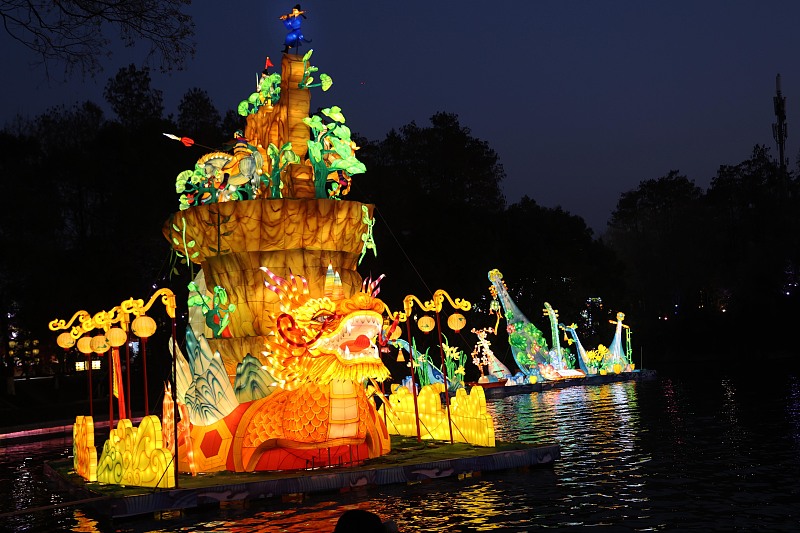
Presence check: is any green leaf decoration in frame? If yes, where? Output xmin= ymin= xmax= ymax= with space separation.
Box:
xmin=187 ymin=240 xmax=196 ymax=247
xmin=334 ymin=124 xmax=352 ymax=140
xmin=237 ymin=101 xmax=250 ymax=116
xmin=320 ymin=74 xmax=333 ymax=91
xmin=210 ymin=247 xmax=218 ymax=253
xmin=172 ymin=224 xmax=180 ymax=231
xmin=323 ymin=106 xmax=345 ymax=123
xmin=190 ymin=252 xmax=200 ymax=259
xmin=172 ymin=237 xmax=180 ymax=245
xmin=221 ymin=231 xmax=233 ymax=237
xmin=307 ymin=141 xmax=323 ymax=161
xmin=330 ymin=137 xmax=353 ymax=158
xmin=221 ymin=248 xmax=230 ymax=254
xmin=329 ymin=159 xmax=366 ymax=175
xmin=306 ymin=76 xmax=315 ymax=86
xmin=248 ymin=92 xmax=260 ymax=103
xmin=187 ymin=295 xmax=205 ymax=307
xmin=302 ymin=49 xmax=314 ymax=62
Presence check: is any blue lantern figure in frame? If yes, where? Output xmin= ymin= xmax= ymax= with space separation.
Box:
xmin=281 ymin=4 xmax=311 ymax=53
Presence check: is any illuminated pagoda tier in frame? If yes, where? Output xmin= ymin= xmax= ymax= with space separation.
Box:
xmin=163 ymin=44 xmax=387 ymax=472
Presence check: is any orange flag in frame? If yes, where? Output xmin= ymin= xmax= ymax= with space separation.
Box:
xmin=112 ymin=348 xmax=126 ymax=419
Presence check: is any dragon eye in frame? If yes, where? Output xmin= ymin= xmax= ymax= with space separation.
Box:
xmin=312 ymin=311 xmax=334 ymax=324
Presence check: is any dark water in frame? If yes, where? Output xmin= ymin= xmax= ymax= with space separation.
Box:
xmin=2 ymin=369 xmax=800 ymax=532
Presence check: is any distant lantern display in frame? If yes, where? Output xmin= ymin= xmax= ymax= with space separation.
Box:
xmin=417 ymin=315 xmax=435 ymax=333
xmin=57 ymin=332 xmax=76 ymax=349
xmin=447 ymin=313 xmax=466 ymax=333
xmin=132 ymin=316 xmax=157 ymax=338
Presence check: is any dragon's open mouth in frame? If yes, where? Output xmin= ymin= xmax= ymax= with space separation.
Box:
xmin=312 ymin=312 xmax=382 ymax=363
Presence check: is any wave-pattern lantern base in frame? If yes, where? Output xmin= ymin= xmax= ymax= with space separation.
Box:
xmin=381 ymin=384 xmax=496 ymax=447
xmin=73 ymin=416 xmax=97 ymax=482
xmin=93 ymin=416 xmax=175 ymax=488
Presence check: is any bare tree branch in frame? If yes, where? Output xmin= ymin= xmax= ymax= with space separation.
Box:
xmin=0 ymin=0 xmax=195 ymax=78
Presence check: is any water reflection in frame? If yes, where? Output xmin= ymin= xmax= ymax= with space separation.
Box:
xmin=787 ymin=375 xmax=800 ymax=449
xmin=4 ymin=375 xmax=800 ymax=531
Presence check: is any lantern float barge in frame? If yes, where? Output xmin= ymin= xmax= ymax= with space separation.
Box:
xmin=43 ymin=11 xmax=563 ymax=520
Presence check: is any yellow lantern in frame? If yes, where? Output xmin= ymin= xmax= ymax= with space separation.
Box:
xmin=417 ymin=315 xmax=435 ymax=333
xmin=77 ymin=337 xmax=94 ymax=355
xmin=447 ymin=313 xmax=466 ymax=333
xmin=132 ymin=316 xmax=157 ymax=338
xmin=90 ymin=334 xmax=110 ymax=354
xmin=106 ymin=327 xmax=127 ymax=348
xmin=57 ymin=332 xmax=76 ymax=349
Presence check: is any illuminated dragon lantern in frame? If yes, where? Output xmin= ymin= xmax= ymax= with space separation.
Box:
xmin=163 ymin=35 xmax=385 ymax=472
xmin=172 ymin=269 xmax=392 ymax=473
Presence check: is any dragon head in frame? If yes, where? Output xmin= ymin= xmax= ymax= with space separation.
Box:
xmin=261 ymin=268 xmax=390 ymax=388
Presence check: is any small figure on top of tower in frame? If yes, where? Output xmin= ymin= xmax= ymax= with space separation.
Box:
xmin=281 ymin=4 xmax=311 ymax=54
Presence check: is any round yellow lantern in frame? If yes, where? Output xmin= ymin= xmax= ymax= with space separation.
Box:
xmin=132 ymin=315 xmax=157 ymax=338
xmin=106 ymin=327 xmax=127 ymax=348
xmin=417 ymin=315 xmax=435 ymax=333
xmin=57 ymin=332 xmax=76 ymax=349
xmin=447 ymin=313 xmax=466 ymax=333
xmin=77 ymin=337 xmax=94 ymax=355
xmin=90 ymin=334 xmax=110 ymax=354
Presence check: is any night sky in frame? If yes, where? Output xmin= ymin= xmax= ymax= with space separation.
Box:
xmin=2 ymin=1 xmax=800 ymax=232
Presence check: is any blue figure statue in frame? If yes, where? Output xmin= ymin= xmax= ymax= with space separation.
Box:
xmin=281 ymin=4 xmax=311 ymax=53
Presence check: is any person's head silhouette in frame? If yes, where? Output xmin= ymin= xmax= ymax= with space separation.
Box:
xmin=334 ymin=509 xmax=386 ymax=532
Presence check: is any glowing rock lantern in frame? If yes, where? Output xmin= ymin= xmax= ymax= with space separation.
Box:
xmin=417 ymin=315 xmax=435 ymax=333
xmin=57 ymin=332 xmax=76 ymax=349
xmin=132 ymin=316 xmax=157 ymax=338
xmin=447 ymin=313 xmax=466 ymax=333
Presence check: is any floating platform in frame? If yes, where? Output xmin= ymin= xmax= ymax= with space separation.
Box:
xmin=477 ymin=369 xmax=657 ymax=400
xmin=43 ymin=436 xmax=559 ymax=520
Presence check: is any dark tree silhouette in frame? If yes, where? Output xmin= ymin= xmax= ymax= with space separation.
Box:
xmin=606 ymin=170 xmax=705 ymax=319
xmin=0 ymin=0 xmax=194 ymax=77
xmin=704 ymin=145 xmax=799 ymax=318
xmin=177 ymin=88 xmax=223 ymax=146
xmin=104 ymin=64 xmax=164 ymax=130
